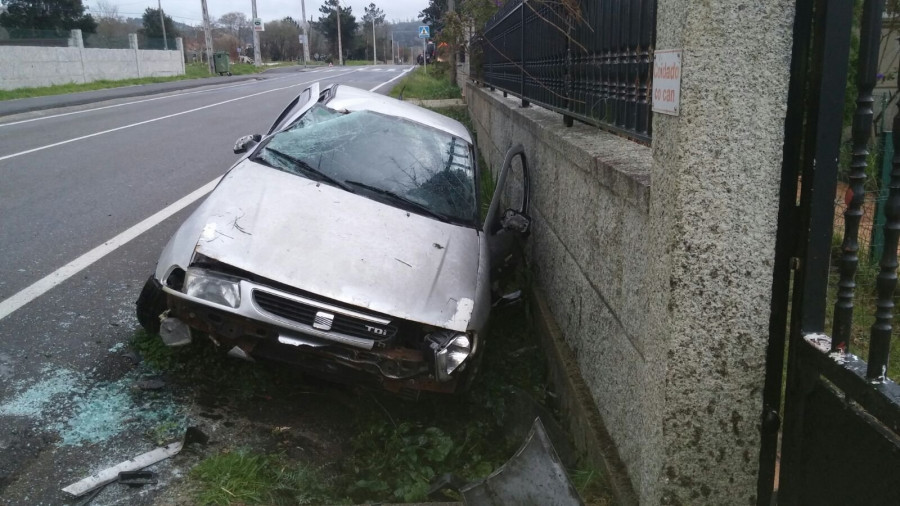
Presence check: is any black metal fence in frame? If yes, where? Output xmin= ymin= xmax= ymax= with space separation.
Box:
xmin=758 ymin=0 xmax=900 ymax=503
xmin=481 ymin=0 xmax=656 ymax=143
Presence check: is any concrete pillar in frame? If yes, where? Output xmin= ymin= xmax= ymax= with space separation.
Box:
xmin=644 ymin=0 xmax=795 ymax=504
xmin=68 ymin=29 xmax=83 ymax=48
xmin=175 ymin=37 xmax=185 ymax=75
xmin=129 ymin=33 xmax=142 ymax=78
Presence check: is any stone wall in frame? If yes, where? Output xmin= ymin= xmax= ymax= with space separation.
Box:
xmin=466 ymin=0 xmax=793 ymax=498
xmin=0 ymin=44 xmax=183 ymax=91
xmin=466 ymin=83 xmax=659 ymax=500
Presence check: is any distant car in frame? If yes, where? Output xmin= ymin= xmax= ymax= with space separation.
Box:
xmin=136 ymin=83 xmax=531 ymax=395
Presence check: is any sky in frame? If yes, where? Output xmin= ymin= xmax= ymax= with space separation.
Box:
xmin=88 ymin=0 xmax=431 ymax=26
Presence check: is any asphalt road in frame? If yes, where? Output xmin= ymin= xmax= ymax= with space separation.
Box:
xmin=0 ymin=65 xmax=413 ymax=505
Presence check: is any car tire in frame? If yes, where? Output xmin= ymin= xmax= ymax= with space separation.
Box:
xmin=136 ymin=275 xmax=167 ymax=334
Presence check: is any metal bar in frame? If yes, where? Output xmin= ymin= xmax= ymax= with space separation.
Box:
xmin=778 ymin=0 xmax=854 ymax=502
xmin=756 ymin=0 xmax=817 ymax=500
xmin=832 ymin=0 xmax=885 ymax=354
xmin=798 ymin=334 xmax=900 ymax=434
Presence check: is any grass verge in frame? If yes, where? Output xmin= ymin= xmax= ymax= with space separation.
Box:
xmin=0 ymin=62 xmax=272 ymax=102
xmin=389 ymin=61 xmax=461 ymax=100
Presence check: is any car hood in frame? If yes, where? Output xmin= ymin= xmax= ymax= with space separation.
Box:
xmin=180 ymin=160 xmax=482 ymax=331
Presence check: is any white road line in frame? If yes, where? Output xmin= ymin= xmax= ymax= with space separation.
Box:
xmin=0 ymin=178 xmax=220 ymax=322
xmin=0 ymin=77 xmax=286 ymax=128
xmin=369 ymin=67 xmax=413 ymax=92
xmin=0 ymin=70 xmax=358 ymax=164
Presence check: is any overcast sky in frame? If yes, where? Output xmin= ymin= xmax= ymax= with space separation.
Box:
xmin=88 ymin=1 xmax=430 ymax=25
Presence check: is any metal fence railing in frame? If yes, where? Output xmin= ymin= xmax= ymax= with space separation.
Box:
xmin=481 ymin=0 xmax=657 ymax=143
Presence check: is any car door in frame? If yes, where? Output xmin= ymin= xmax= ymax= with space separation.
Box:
xmin=484 ymin=144 xmax=531 ymax=279
xmin=266 ymin=82 xmax=321 ymax=135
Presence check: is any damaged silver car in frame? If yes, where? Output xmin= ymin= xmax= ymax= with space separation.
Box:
xmin=136 ymin=83 xmax=530 ymax=395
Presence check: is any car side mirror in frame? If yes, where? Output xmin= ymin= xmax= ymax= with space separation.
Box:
xmin=233 ymin=134 xmax=261 ymax=154
xmin=500 ymin=209 xmax=531 ymax=235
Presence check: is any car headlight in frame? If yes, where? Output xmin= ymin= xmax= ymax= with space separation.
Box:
xmin=426 ymin=330 xmax=472 ymax=381
xmin=183 ymin=267 xmax=241 ymax=308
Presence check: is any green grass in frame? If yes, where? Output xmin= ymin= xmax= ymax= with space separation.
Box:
xmin=0 ymin=62 xmax=266 ymax=102
xmin=389 ymin=62 xmax=461 ymax=100
xmin=191 ymin=451 xmax=335 ymax=505
xmin=342 ymin=59 xmax=377 ymax=66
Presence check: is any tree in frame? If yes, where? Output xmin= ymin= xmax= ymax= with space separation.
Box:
xmin=218 ymin=11 xmax=251 ymax=45
xmin=361 ymin=3 xmax=384 ymax=62
xmin=419 ymin=0 xmax=448 ymax=33
xmin=0 ymin=0 xmax=97 ymax=38
xmin=316 ymin=0 xmax=356 ymax=61
xmin=261 ymin=17 xmax=301 ymax=61
xmin=92 ymin=0 xmax=133 ymax=48
xmin=140 ymin=7 xmax=179 ymax=50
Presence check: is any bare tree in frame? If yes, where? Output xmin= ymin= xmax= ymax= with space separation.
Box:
xmin=362 ymin=3 xmax=385 ymax=62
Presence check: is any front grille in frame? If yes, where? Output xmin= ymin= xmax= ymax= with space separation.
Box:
xmin=253 ymin=290 xmax=397 ymax=340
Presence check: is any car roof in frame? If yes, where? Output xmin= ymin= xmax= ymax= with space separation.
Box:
xmin=326 ymin=84 xmax=473 ymax=144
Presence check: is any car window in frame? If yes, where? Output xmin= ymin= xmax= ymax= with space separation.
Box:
xmin=254 ymin=105 xmax=477 ymax=226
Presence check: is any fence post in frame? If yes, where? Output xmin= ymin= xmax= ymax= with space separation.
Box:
xmin=69 ymin=29 xmax=87 ymax=85
xmin=520 ymin=0 xmax=529 ymax=108
xmin=176 ymin=37 xmax=185 ymax=76
xmin=129 ymin=33 xmax=142 ymax=78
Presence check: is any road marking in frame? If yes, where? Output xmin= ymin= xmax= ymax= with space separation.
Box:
xmin=0 ymin=178 xmax=220 ymax=322
xmin=0 ymin=70 xmax=359 ymax=164
xmin=0 ymin=66 xmax=411 ymax=320
xmin=369 ymin=67 xmax=414 ymax=92
xmin=0 ymin=77 xmax=288 ymax=128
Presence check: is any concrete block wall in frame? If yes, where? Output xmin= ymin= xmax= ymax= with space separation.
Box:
xmin=0 ymin=47 xmax=86 ymax=90
xmin=0 ymin=41 xmax=184 ymax=91
xmin=137 ymin=49 xmax=183 ymax=77
xmin=467 ymin=84 xmax=659 ymax=500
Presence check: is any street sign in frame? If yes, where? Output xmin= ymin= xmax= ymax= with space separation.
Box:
xmin=252 ymin=18 xmax=264 ymax=32
xmin=652 ymin=49 xmax=682 ymax=116
xmin=418 ymin=25 xmax=430 ymax=39
xmin=299 ymin=34 xmax=307 ymax=45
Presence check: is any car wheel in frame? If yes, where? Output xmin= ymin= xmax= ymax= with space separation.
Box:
xmin=136 ymin=275 xmax=167 ymax=334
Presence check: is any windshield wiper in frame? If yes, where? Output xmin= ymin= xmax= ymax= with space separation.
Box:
xmin=261 ymin=148 xmax=351 ymax=192
xmin=344 ymin=180 xmax=452 ymax=223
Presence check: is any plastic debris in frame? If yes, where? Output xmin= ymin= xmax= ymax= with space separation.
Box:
xmin=61 ymin=441 xmax=183 ymax=497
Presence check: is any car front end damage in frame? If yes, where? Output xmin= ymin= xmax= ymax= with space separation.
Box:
xmin=147 ymin=262 xmax=480 ymax=395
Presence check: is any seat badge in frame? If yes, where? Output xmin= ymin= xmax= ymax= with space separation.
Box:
xmin=313 ymin=311 xmax=334 ymax=331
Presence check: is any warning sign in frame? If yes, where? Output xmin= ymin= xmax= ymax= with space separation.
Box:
xmin=652 ymin=49 xmax=682 ymax=116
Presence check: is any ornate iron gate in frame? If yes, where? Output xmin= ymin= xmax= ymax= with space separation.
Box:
xmin=758 ymin=0 xmax=900 ymax=504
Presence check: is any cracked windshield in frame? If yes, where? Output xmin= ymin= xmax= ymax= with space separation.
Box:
xmin=256 ymin=104 xmax=477 ymax=225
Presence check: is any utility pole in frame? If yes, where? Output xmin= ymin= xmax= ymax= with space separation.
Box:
xmin=251 ymin=0 xmax=261 ymax=67
xmin=372 ymin=16 xmax=376 ymax=65
xmin=448 ymin=0 xmax=456 ymax=84
xmin=336 ymin=0 xmax=343 ymax=65
xmin=300 ymin=0 xmax=310 ymax=66
xmin=158 ymin=0 xmax=168 ymax=50
xmin=201 ymin=0 xmax=214 ymax=74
